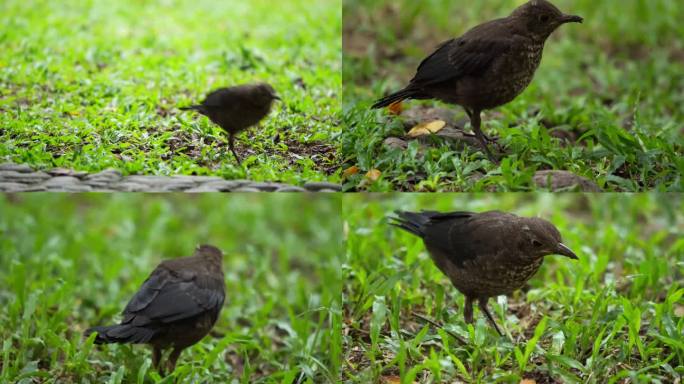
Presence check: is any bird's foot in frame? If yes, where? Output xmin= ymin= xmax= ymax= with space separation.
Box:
xmin=476 ymin=142 xmax=500 ymax=164
xmin=464 ymin=132 xmax=499 ymax=143
xmin=478 ymin=298 xmax=504 ymax=337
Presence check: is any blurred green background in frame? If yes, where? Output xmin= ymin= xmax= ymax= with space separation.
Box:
xmin=0 ymin=0 xmax=342 ymax=184
xmin=342 ymin=193 xmax=683 ymax=382
xmin=342 ymin=0 xmax=683 ymax=192
xmin=0 ymin=193 xmax=342 ymax=383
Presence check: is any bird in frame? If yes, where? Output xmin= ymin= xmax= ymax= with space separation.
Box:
xmin=372 ymin=0 xmax=583 ymax=162
xmin=389 ymin=210 xmax=577 ymax=336
xmin=180 ymin=83 xmax=280 ymax=165
xmin=85 ymin=244 xmax=226 ymax=375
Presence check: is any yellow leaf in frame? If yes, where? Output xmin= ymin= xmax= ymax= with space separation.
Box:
xmin=381 ymin=376 xmax=402 ymax=384
xmin=520 ymin=379 xmax=537 ymax=384
xmin=407 ymin=120 xmax=446 ymax=137
xmin=365 ymin=169 xmax=381 ymax=182
xmin=342 ymin=165 xmax=360 ymax=178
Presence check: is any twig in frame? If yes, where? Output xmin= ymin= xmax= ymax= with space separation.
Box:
xmin=411 ymin=311 xmax=468 ymax=345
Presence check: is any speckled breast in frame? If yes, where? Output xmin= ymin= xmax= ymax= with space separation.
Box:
xmin=449 ymin=256 xmax=544 ymax=298
xmin=454 ymin=41 xmax=545 ymax=111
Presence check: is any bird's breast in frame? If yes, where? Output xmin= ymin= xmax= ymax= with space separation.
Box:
xmin=448 ymin=42 xmax=545 ymax=110
xmin=447 ymin=256 xmax=544 ymax=298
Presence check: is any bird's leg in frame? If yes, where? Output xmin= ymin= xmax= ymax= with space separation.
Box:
xmin=463 ymin=108 xmax=497 ymax=143
xmin=464 ymin=107 xmax=473 ymax=120
xmin=166 ymin=347 xmax=184 ymax=374
xmin=228 ymin=133 xmax=242 ymax=165
xmin=478 ymin=297 xmax=503 ymax=336
xmin=469 ymin=109 xmax=499 ymax=163
xmin=152 ymin=346 xmax=162 ymax=373
xmin=463 ymin=296 xmax=474 ymax=324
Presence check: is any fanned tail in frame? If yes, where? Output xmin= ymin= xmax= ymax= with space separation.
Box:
xmin=85 ymin=324 xmax=156 ymax=345
xmin=389 ymin=210 xmax=473 ymax=238
xmin=371 ymin=87 xmax=422 ymax=109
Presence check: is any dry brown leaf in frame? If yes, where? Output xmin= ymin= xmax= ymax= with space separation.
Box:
xmin=380 ymin=376 xmax=402 ymax=384
xmin=365 ymin=169 xmax=381 ymax=182
xmin=342 ymin=165 xmax=360 ymax=178
xmin=675 ymin=304 xmax=684 ymax=317
xmin=388 ymin=101 xmax=403 ymax=115
xmin=407 ymin=120 xmax=446 ymax=137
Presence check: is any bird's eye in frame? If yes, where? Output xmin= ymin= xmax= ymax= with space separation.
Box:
xmin=539 ymin=14 xmax=550 ymax=23
xmin=532 ymin=240 xmax=543 ymax=247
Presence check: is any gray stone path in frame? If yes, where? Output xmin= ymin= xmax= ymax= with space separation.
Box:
xmin=0 ymin=163 xmax=341 ymax=192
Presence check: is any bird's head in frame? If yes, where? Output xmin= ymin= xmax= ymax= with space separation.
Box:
xmin=255 ymin=83 xmax=281 ymax=104
xmin=511 ymin=0 xmax=583 ymax=41
xmin=195 ymin=244 xmax=224 ymax=265
xmin=520 ymin=217 xmax=578 ymax=260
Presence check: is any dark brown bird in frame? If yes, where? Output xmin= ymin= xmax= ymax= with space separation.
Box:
xmin=180 ymin=83 xmax=280 ymax=165
xmin=86 ymin=244 xmax=225 ymax=374
xmin=390 ymin=210 xmax=577 ymax=335
xmin=372 ymin=0 xmax=583 ymax=162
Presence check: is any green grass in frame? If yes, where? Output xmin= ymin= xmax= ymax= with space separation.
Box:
xmin=0 ymin=194 xmax=342 ymax=383
xmin=0 ymin=0 xmax=341 ymax=185
xmin=342 ymin=0 xmax=683 ymax=191
xmin=342 ymin=193 xmax=684 ymax=383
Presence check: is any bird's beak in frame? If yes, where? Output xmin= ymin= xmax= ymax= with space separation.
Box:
xmin=555 ymin=243 xmax=578 ymax=259
xmin=561 ymin=14 xmax=583 ymax=24
xmin=273 ymin=94 xmax=281 ymax=101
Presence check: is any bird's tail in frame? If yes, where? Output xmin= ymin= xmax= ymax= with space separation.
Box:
xmin=389 ymin=210 xmax=472 ymax=238
xmin=389 ymin=210 xmax=434 ymax=238
xmin=85 ymin=324 xmax=156 ymax=345
xmin=371 ymin=86 xmax=422 ymax=109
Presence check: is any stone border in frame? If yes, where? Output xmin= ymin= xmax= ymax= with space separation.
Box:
xmin=0 ymin=163 xmax=341 ymax=192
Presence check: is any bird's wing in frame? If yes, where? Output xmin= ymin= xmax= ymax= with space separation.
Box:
xmin=410 ymin=22 xmax=516 ymax=87
xmin=122 ymin=266 xmax=224 ymax=325
xmin=422 ymin=211 xmax=478 ymax=267
xmin=204 ymin=86 xmax=266 ymax=110
xmin=423 ymin=211 xmax=513 ymax=268
xmin=448 ymin=211 xmax=517 ymax=267
xmin=202 ymin=88 xmax=238 ymax=108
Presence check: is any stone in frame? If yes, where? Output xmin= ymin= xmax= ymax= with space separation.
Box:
xmin=199 ymin=180 xmax=250 ymax=191
xmin=115 ymin=182 xmax=149 ymax=192
xmin=0 ymin=182 xmax=47 ymax=192
xmin=47 ymin=168 xmax=89 ymax=178
xmin=0 ymin=163 xmax=33 ymax=173
xmin=247 ymin=182 xmax=284 ymax=192
xmin=533 ymin=170 xmax=601 ymax=192
xmin=276 ymin=186 xmax=307 ymax=192
xmin=1 ymin=171 xmax=51 ymax=184
xmin=85 ymin=169 xmax=123 ymax=182
xmin=383 ymin=137 xmax=408 ymax=150
xmin=170 ymin=175 xmax=224 ymax=184
xmin=303 ymin=182 xmax=342 ymax=192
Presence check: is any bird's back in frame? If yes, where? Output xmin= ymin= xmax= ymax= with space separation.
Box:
xmin=202 ymin=85 xmax=274 ymax=133
xmin=393 ymin=211 xmax=544 ymax=297
xmin=112 ymin=254 xmax=225 ymax=347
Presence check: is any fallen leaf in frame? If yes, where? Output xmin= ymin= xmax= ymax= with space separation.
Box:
xmin=520 ymin=379 xmax=537 ymax=384
xmin=365 ymin=169 xmax=381 ymax=182
xmin=407 ymin=120 xmax=446 ymax=137
xmin=342 ymin=165 xmax=360 ymax=178
xmin=388 ymin=101 xmax=403 ymax=115
xmin=380 ymin=376 xmax=402 ymax=384
xmin=675 ymin=304 xmax=684 ymax=317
